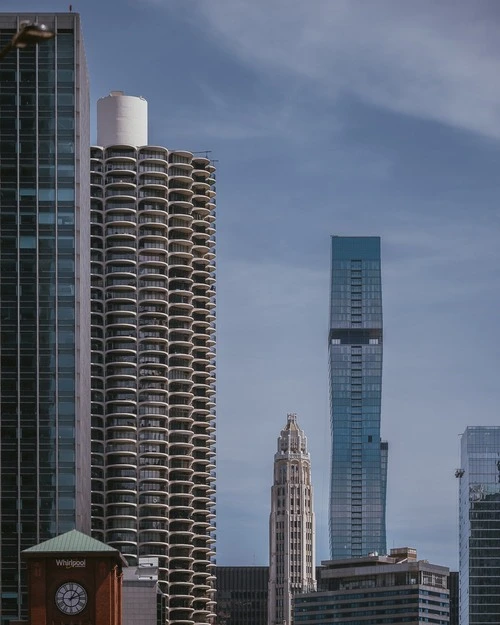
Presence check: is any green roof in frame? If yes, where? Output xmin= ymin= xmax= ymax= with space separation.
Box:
xmin=23 ymin=529 xmax=120 ymax=556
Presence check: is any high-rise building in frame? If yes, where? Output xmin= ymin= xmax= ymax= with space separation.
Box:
xmin=0 ymin=13 xmax=90 ymax=622
xmin=268 ymin=413 xmax=316 ymax=625
xmin=216 ymin=566 xmax=268 ymax=625
xmin=458 ymin=426 xmax=500 ymax=625
xmin=295 ymin=548 xmax=450 ymax=625
xmin=89 ymin=92 xmax=217 ymax=624
xmin=328 ymin=236 xmax=387 ymax=560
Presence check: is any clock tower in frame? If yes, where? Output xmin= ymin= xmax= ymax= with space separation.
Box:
xmin=21 ymin=529 xmax=125 ymax=625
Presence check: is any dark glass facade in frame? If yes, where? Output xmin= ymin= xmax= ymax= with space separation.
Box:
xmin=449 ymin=571 xmax=459 ymax=625
xmin=0 ymin=13 xmax=90 ymax=621
xmin=216 ymin=566 xmax=268 ymax=625
xmin=328 ymin=236 xmax=387 ymax=559
xmin=459 ymin=427 xmax=500 ymax=625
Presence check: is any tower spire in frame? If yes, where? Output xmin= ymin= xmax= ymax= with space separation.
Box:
xmin=268 ymin=414 xmax=316 ymax=625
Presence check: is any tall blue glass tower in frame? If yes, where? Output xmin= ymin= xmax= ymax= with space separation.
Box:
xmin=328 ymin=236 xmax=387 ymax=560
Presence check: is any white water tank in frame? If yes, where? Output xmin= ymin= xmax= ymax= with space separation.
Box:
xmin=97 ymin=91 xmax=148 ymax=147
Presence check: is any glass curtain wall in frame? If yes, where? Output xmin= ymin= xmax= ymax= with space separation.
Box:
xmin=0 ymin=13 xmax=90 ymax=622
xmin=328 ymin=236 xmax=387 ymax=560
xmin=459 ymin=427 xmax=500 ymax=625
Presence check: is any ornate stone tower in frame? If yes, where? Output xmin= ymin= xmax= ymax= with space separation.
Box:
xmin=268 ymin=414 xmax=316 ymax=625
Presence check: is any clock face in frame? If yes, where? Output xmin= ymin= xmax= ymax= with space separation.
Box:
xmin=55 ymin=582 xmax=88 ymax=615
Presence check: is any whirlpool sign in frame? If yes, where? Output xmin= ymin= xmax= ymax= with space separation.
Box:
xmin=55 ymin=558 xmax=87 ymax=569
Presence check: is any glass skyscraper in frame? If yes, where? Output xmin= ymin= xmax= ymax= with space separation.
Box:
xmin=458 ymin=426 xmax=500 ymax=625
xmin=0 ymin=13 xmax=90 ymax=621
xmin=328 ymin=236 xmax=387 ymax=560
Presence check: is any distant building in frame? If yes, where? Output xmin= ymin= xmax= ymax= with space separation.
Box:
xmin=328 ymin=236 xmax=387 ymax=560
xmin=295 ymin=548 xmax=450 ymax=625
xmin=216 ymin=566 xmax=268 ymax=625
xmin=458 ymin=426 xmax=500 ymax=625
xmin=0 ymin=12 xmax=90 ymax=622
xmin=448 ymin=571 xmax=459 ymax=625
xmin=123 ymin=557 xmax=162 ymax=625
xmin=268 ymin=414 xmax=316 ymax=625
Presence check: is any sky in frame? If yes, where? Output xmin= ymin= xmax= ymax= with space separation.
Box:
xmin=6 ymin=0 xmax=500 ymax=571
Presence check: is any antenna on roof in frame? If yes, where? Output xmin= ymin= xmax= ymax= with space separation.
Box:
xmin=69 ymin=4 xmax=73 ymax=11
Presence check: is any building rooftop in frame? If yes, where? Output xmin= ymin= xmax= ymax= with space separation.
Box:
xmin=22 ymin=529 xmax=122 ymax=558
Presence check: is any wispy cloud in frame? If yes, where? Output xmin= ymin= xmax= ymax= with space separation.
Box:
xmin=185 ymin=0 xmax=500 ymax=139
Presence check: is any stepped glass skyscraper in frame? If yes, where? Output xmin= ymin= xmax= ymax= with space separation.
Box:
xmin=328 ymin=236 xmax=387 ymax=560
xmin=90 ymin=92 xmax=217 ymax=625
xmin=458 ymin=427 xmax=500 ymax=625
xmin=268 ymin=413 xmax=316 ymax=625
xmin=0 ymin=13 xmax=90 ymax=622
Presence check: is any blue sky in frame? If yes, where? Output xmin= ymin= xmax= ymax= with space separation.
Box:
xmin=8 ymin=0 xmax=500 ymax=570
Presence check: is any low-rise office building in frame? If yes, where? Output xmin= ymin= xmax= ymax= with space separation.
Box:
xmin=295 ymin=548 xmax=449 ymax=625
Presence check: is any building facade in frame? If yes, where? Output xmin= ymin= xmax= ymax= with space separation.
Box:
xmin=458 ymin=426 xmax=500 ymax=625
xmin=89 ymin=92 xmax=216 ymax=624
xmin=0 ymin=13 xmax=90 ymax=622
xmin=328 ymin=236 xmax=387 ymax=560
xmin=268 ymin=413 xmax=316 ymax=625
xmin=216 ymin=567 xmax=268 ymax=625
xmin=295 ymin=548 xmax=450 ymax=625
xmin=123 ymin=557 xmax=162 ymax=625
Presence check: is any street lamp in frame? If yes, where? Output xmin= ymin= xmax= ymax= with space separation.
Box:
xmin=0 ymin=21 xmax=55 ymax=61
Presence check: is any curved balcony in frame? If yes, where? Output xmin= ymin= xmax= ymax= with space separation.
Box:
xmin=138 ymin=171 xmax=168 ymax=185
xmin=105 ymin=188 xmax=136 ymax=204
xmin=138 ymin=147 xmax=169 ymax=163
xmin=105 ymin=315 xmax=136 ymax=333
xmin=104 ymin=161 xmax=137 ymax=176
xmin=191 ymin=177 xmax=210 ymax=192
xmin=139 ymin=185 xmax=167 ymax=202
xmin=105 ymin=213 xmax=137 ymax=228
xmin=169 ymin=400 xmax=194 ymax=418
xmin=168 ymin=175 xmax=193 ymax=192
xmin=169 ymin=240 xmax=194 ymax=260
xmin=138 ymin=299 xmax=168 ymax=315
xmin=139 ymin=530 xmax=168 ymax=548
xmin=169 ymin=223 xmax=193 ymax=241
xmin=104 ymin=239 xmax=137 ymax=255
xmin=138 ymin=330 xmax=167 ymax=346
xmin=138 ymin=430 xmax=168 ymax=447
xmin=105 ymin=145 xmax=136 ymax=158
xmin=139 ymin=279 xmax=168 ymax=294
xmin=105 ymin=261 xmax=136 ymax=278
xmin=138 ymin=364 xmax=169 ymax=382
xmin=138 ymin=492 xmax=168 ymax=507
xmin=169 ymin=188 xmax=193 ymax=204
xmin=169 ymin=150 xmax=193 ymax=164
xmin=191 ymin=156 xmax=210 ymax=171
xmin=168 ymin=160 xmax=193 ymax=174
xmin=168 ymin=300 xmax=194 ymax=319
xmin=138 ymin=200 xmax=169 ymax=217
xmin=168 ymin=257 xmax=192 ymax=276
xmin=138 ymin=251 xmax=168 ymax=270
xmin=169 ymin=378 xmax=193 ymax=394
xmin=138 ymin=221 xmax=168 ymax=237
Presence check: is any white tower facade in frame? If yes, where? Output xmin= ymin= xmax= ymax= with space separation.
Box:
xmin=268 ymin=414 xmax=316 ymax=625
xmin=90 ymin=93 xmax=216 ymax=625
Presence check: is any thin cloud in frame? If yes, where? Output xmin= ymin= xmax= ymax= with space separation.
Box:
xmin=188 ymin=0 xmax=500 ymax=139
